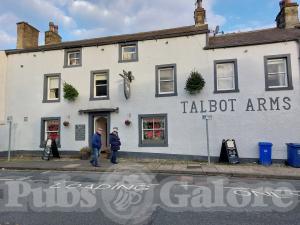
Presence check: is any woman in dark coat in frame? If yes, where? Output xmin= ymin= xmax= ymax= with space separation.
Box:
xmin=109 ymin=127 xmax=121 ymax=164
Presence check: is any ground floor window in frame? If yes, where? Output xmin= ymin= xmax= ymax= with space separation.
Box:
xmin=40 ymin=117 xmax=61 ymax=148
xmin=138 ymin=114 xmax=168 ymax=147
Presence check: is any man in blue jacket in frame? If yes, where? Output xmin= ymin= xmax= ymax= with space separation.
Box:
xmin=109 ymin=127 xmax=121 ymax=164
xmin=90 ymin=128 xmax=103 ymax=167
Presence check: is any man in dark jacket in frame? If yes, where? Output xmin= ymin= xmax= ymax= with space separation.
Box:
xmin=90 ymin=128 xmax=102 ymax=167
xmin=109 ymin=127 xmax=121 ymax=164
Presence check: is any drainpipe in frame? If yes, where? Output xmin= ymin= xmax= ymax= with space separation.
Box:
xmin=297 ymin=39 xmax=300 ymax=87
xmin=7 ymin=116 xmax=13 ymax=162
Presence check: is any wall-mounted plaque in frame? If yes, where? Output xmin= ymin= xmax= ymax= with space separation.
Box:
xmin=75 ymin=124 xmax=85 ymax=141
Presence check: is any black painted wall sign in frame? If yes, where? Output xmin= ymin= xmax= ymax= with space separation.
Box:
xmin=219 ymin=139 xmax=240 ymax=164
xmin=75 ymin=124 xmax=86 ymax=141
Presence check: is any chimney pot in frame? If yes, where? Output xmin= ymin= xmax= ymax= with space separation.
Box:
xmin=194 ymin=0 xmax=206 ymax=26
xmin=45 ymin=22 xmax=61 ymax=45
xmin=276 ymin=0 xmax=300 ymax=28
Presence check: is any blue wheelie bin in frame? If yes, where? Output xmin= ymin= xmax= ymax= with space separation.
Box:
xmin=258 ymin=142 xmax=273 ymax=166
xmin=286 ymin=143 xmax=300 ymax=168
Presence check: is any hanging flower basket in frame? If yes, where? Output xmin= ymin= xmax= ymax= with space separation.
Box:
xmin=63 ymin=121 xmax=70 ymax=127
xmin=125 ymin=120 xmax=131 ymax=126
xmin=63 ymin=82 xmax=79 ymax=101
xmin=185 ymin=70 xmax=205 ymax=95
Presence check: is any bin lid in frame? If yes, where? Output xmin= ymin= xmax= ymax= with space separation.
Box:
xmin=286 ymin=143 xmax=300 ymax=148
xmin=259 ymin=142 xmax=273 ymax=146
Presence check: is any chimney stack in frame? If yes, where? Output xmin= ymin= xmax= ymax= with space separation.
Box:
xmin=194 ymin=0 xmax=206 ymax=26
xmin=276 ymin=0 xmax=300 ymax=28
xmin=16 ymin=22 xmax=39 ymax=49
xmin=45 ymin=22 xmax=62 ymax=45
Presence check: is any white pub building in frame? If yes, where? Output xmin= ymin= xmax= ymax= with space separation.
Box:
xmin=0 ymin=0 xmax=300 ymax=162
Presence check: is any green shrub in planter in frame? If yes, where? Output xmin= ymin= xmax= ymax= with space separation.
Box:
xmin=63 ymin=82 xmax=79 ymax=101
xmin=185 ymin=71 xmax=205 ymax=95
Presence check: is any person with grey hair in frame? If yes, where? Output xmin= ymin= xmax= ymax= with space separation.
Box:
xmin=109 ymin=127 xmax=121 ymax=164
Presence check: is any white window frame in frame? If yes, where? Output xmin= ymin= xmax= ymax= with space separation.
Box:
xmin=138 ymin=114 xmax=168 ymax=147
xmin=158 ymin=67 xmax=175 ymax=95
xmin=122 ymin=45 xmax=137 ymax=61
xmin=90 ymin=70 xmax=109 ymax=101
xmin=216 ymin=63 xmax=235 ymax=91
xmin=214 ymin=59 xmax=239 ymax=93
xmin=47 ymin=76 xmax=59 ymax=101
xmin=266 ymin=58 xmax=288 ymax=89
xmin=119 ymin=42 xmax=138 ymax=63
xmin=94 ymin=73 xmax=108 ymax=98
xmin=264 ymin=54 xmax=293 ymax=91
xmin=68 ymin=51 xmax=80 ymax=66
xmin=64 ymin=48 xmax=82 ymax=68
xmin=43 ymin=74 xmax=60 ymax=103
xmin=44 ymin=120 xmax=60 ymax=142
xmin=40 ymin=117 xmax=61 ymax=148
xmin=155 ymin=64 xmax=177 ymax=97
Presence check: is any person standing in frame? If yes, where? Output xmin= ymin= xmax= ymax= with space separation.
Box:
xmin=109 ymin=127 xmax=121 ymax=164
xmin=90 ymin=128 xmax=103 ymax=167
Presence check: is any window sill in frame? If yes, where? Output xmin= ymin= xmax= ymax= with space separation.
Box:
xmin=155 ymin=93 xmax=178 ymax=98
xmin=138 ymin=143 xmax=168 ymax=147
xmin=118 ymin=59 xmax=138 ymax=63
xmin=265 ymin=86 xmax=293 ymax=91
xmin=89 ymin=97 xmax=109 ymax=101
xmin=42 ymin=99 xmax=60 ymax=103
xmin=63 ymin=64 xmax=82 ymax=68
xmin=214 ymin=89 xmax=240 ymax=94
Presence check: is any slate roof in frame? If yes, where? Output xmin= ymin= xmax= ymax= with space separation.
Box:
xmin=206 ymin=27 xmax=300 ymax=49
xmin=5 ymin=25 xmax=209 ymax=55
xmin=6 ymin=24 xmax=300 ymax=55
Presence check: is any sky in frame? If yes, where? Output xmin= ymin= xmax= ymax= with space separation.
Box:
xmin=0 ymin=0 xmax=294 ymax=50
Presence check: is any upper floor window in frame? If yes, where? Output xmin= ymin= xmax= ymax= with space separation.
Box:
xmin=264 ymin=54 xmax=293 ymax=91
xmin=64 ymin=48 xmax=82 ymax=68
xmin=43 ymin=74 xmax=61 ymax=103
xmin=90 ymin=70 xmax=109 ymax=100
xmin=156 ymin=64 xmax=178 ymax=97
xmin=119 ymin=42 xmax=138 ymax=63
xmin=214 ymin=59 xmax=239 ymax=93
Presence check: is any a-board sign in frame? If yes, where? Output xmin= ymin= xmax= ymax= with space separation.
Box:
xmin=75 ymin=124 xmax=86 ymax=141
xmin=42 ymin=139 xmax=52 ymax=161
xmin=219 ymin=139 xmax=240 ymax=164
xmin=51 ymin=139 xmax=60 ymax=158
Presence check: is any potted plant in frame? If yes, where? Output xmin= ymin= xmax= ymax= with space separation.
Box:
xmin=63 ymin=82 xmax=79 ymax=101
xmin=185 ymin=70 xmax=205 ymax=95
xmin=63 ymin=121 xmax=70 ymax=127
xmin=80 ymin=147 xmax=91 ymax=160
xmin=125 ymin=119 xmax=131 ymax=126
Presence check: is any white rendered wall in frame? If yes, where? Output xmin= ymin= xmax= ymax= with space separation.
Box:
xmin=0 ymin=34 xmax=299 ymax=160
xmin=0 ymin=51 xmax=7 ymax=125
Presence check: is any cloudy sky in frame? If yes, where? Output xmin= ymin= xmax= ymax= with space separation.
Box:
xmin=0 ymin=0 xmax=289 ymax=50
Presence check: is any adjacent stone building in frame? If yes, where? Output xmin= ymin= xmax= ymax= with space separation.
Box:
xmin=0 ymin=0 xmax=299 ymax=161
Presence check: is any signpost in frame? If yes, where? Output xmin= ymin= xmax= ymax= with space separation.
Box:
xmin=7 ymin=116 xmax=13 ymax=162
xmin=202 ymin=115 xmax=212 ymax=165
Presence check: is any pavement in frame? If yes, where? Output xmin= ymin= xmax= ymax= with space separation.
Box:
xmin=0 ymin=155 xmax=299 ymax=180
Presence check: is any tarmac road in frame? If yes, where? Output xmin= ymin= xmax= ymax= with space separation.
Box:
xmin=0 ymin=170 xmax=299 ymax=225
